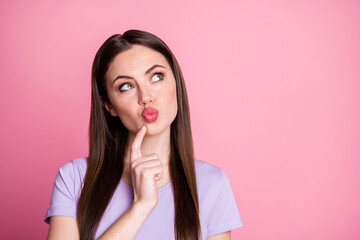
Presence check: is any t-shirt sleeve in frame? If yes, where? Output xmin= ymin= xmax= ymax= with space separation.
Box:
xmin=44 ymin=161 xmax=79 ymax=224
xmin=207 ymin=170 xmax=243 ymax=237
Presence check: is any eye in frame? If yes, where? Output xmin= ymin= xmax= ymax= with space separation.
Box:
xmin=151 ymin=73 xmax=164 ymax=82
xmin=119 ymin=83 xmax=134 ymax=92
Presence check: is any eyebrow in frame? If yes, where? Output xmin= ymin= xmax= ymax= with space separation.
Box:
xmin=112 ymin=64 xmax=166 ymax=84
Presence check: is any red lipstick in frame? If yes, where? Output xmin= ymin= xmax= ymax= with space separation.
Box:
xmin=142 ymin=107 xmax=159 ymax=123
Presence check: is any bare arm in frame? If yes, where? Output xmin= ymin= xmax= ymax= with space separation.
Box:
xmin=47 ymin=201 xmax=153 ymax=240
xmin=47 ymin=216 xmax=79 ymax=240
xmin=99 ymin=201 xmax=157 ymax=239
xmin=47 ymin=218 xmax=232 ymax=240
xmin=47 ymin=126 xmax=162 ymax=240
xmin=47 ymin=202 xmax=154 ymax=240
xmin=207 ymin=231 xmax=231 ymax=240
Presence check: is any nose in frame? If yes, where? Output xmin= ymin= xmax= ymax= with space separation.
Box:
xmin=138 ymin=85 xmax=154 ymax=106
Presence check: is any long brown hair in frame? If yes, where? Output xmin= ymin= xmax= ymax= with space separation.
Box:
xmin=77 ymin=30 xmax=200 ymax=240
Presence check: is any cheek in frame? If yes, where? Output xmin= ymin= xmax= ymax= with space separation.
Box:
xmin=167 ymin=83 xmax=178 ymax=116
xmin=117 ymin=102 xmax=138 ymax=119
xmin=116 ymin=105 xmax=140 ymax=133
xmin=117 ymin=107 xmax=132 ymax=118
xmin=111 ymin=96 xmax=139 ymax=124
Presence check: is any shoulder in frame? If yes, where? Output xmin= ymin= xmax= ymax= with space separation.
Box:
xmin=194 ymin=160 xmax=242 ymax=236
xmin=195 ymin=159 xmax=226 ymax=182
xmin=55 ymin=157 xmax=88 ymax=190
xmin=58 ymin=157 xmax=87 ymax=176
xmin=195 ymin=159 xmax=230 ymax=195
xmin=45 ymin=158 xmax=88 ymax=223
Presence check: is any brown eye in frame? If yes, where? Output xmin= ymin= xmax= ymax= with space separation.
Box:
xmin=119 ymin=83 xmax=134 ymax=92
xmin=151 ymin=73 xmax=164 ymax=82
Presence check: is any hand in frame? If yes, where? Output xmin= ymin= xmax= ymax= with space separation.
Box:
xmin=130 ymin=126 xmax=163 ymax=210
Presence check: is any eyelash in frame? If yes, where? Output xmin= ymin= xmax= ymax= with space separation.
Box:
xmin=118 ymin=72 xmax=164 ymax=92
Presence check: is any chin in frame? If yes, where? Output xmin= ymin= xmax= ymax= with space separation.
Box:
xmin=144 ymin=123 xmax=171 ymax=136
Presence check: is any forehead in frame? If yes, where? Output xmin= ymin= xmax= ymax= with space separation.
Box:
xmin=106 ymin=44 xmax=169 ymax=79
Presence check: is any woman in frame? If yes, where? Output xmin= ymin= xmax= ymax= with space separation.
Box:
xmin=45 ymin=30 xmax=242 ymax=240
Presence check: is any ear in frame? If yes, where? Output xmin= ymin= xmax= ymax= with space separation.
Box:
xmin=100 ymin=96 xmax=118 ymax=117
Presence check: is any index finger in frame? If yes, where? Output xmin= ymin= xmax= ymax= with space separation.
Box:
xmin=130 ymin=125 xmax=147 ymax=162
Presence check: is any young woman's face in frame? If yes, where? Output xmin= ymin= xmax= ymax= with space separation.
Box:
xmin=104 ymin=44 xmax=178 ymax=136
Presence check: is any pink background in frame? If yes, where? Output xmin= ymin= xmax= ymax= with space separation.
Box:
xmin=1 ymin=0 xmax=359 ymax=239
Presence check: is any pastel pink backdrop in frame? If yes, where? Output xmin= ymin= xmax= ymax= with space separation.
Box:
xmin=0 ymin=0 xmax=359 ymax=239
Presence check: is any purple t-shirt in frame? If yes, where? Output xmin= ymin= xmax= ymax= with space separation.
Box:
xmin=45 ymin=158 xmax=242 ymax=239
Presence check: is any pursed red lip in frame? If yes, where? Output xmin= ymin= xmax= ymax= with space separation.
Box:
xmin=142 ymin=107 xmax=159 ymax=123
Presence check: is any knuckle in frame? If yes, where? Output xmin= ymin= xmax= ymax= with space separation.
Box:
xmin=153 ymin=160 xmax=161 ymax=167
xmin=130 ymin=161 xmax=137 ymax=170
xmin=133 ymin=165 xmax=142 ymax=174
